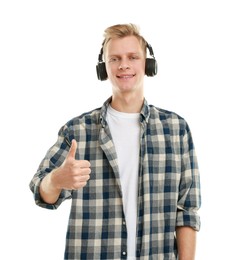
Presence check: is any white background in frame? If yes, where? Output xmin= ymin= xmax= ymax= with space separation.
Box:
xmin=0 ymin=0 xmax=230 ymax=259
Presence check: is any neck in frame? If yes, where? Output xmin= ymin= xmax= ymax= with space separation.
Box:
xmin=110 ymin=93 xmax=144 ymax=113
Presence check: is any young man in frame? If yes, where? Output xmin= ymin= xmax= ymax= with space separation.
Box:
xmin=30 ymin=24 xmax=201 ymax=259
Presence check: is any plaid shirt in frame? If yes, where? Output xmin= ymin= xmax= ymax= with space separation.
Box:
xmin=30 ymin=97 xmax=201 ymax=260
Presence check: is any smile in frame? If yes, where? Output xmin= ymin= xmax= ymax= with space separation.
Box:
xmin=117 ymin=74 xmax=135 ymax=79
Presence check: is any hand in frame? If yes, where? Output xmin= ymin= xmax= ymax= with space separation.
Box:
xmin=51 ymin=139 xmax=91 ymax=190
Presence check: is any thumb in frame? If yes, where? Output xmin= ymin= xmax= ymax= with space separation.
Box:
xmin=67 ymin=139 xmax=77 ymax=159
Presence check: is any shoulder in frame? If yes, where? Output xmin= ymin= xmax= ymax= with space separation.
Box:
xmin=149 ymin=105 xmax=190 ymax=135
xmin=151 ymin=105 xmax=184 ymax=120
xmin=66 ymin=107 xmax=102 ymax=127
xmin=57 ymin=107 xmax=102 ymax=138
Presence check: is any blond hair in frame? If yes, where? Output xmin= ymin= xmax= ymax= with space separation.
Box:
xmin=102 ymin=23 xmax=147 ymax=56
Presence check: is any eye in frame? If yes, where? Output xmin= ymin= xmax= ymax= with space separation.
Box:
xmin=109 ymin=57 xmax=120 ymax=63
xmin=129 ymin=55 xmax=139 ymax=60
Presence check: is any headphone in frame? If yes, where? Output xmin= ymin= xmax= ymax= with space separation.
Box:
xmin=96 ymin=42 xmax=158 ymax=81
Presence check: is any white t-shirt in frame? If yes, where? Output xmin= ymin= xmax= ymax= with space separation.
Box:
xmin=107 ymin=105 xmax=140 ymax=259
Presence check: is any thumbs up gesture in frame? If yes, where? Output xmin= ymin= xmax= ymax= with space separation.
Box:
xmin=52 ymin=139 xmax=91 ymax=190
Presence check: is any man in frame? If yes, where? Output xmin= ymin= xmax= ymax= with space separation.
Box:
xmin=30 ymin=23 xmax=201 ymax=259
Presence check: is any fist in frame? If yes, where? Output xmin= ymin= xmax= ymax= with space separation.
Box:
xmin=52 ymin=139 xmax=91 ymax=190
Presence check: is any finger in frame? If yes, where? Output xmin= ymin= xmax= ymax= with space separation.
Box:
xmin=74 ymin=160 xmax=91 ymax=168
xmin=71 ymin=161 xmax=91 ymax=174
xmin=67 ymin=139 xmax=78 ymax=159
xmin=78 ymin=167 xmax=91 ymax=176
xmin=75 ymin=174 xmax=91 ymax=182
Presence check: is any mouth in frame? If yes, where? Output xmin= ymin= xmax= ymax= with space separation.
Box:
xmin=116 ymin=74 xmax=135 ymax=79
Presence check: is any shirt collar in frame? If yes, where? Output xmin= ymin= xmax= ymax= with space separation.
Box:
xmin=100 ymin=96 xmax=151 ymax=127
xmin=140 ymin=98 xmax=150 ymax=124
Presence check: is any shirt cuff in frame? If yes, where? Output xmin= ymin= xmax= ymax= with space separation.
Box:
xmin=30 ymin=177 xmax=72 ymax=210
xmin=176 ymin=209 xmax=201 ymax=231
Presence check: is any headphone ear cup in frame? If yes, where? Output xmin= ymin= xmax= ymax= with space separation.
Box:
xmin=145 ymin=58 xmax=157 ymax=77
xmin=96 ymin=62 xmax=108 ymax=81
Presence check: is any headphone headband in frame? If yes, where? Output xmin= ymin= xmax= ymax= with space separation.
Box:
xmin=98 ymin=47 xmax=103 ymax=63
xmin=146 ymin=43 xmax=154 ymax=57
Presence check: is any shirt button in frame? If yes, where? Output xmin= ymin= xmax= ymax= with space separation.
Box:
xmin=122 ymin=251 xmax=126 ymax=256
xmin=123 ymin=220 xmax=126 ymax=225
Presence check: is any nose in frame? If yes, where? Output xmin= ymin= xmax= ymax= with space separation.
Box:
xmin=119 ymin=65 xmax=129 ymax=70
xmin=118 ymin=58 xmax=130 ymax=70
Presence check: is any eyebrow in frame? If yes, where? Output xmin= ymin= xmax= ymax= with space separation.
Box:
xmin=107 ymin=52 xmax=142 ymax=58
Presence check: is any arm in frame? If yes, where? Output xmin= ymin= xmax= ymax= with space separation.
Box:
xmin=176 ymin=226 xmax=197 ymax=260
xmin=39 ymin=170 xmax=62 ymax=204
xmin=176 ymin=122 xmax=201 ymax=258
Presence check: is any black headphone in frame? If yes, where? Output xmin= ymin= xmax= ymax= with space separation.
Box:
xmin=96 ymin=42 xmax=158 ymax=81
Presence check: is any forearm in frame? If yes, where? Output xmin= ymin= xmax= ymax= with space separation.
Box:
xmin=176 ymin=226 xmax=197 ymax=260
xmin=39 ymin=170 xmax=62 ymax=204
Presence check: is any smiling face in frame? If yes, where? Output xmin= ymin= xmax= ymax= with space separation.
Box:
xmin=105 ymin=36 xmax=146 ymax=97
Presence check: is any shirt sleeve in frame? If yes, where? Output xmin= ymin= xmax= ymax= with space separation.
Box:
xmin=176 ymin=122 xmax=201 ymax=231
xmin=29 ymin=125 xmax=72 ymax=209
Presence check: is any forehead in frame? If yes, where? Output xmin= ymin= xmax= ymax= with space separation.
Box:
xmin=105 ymin=36 xmax=144 ymax=56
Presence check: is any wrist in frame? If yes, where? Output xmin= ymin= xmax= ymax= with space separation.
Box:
xmin=50 ymin=169 xmax=62 ymax=192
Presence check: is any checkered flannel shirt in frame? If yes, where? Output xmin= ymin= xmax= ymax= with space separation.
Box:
xmin=30 ymin=97 xmax=201 ymax=260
